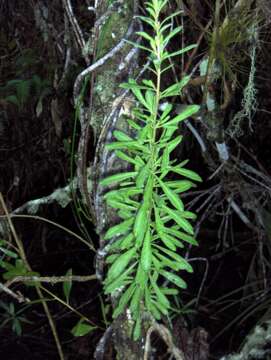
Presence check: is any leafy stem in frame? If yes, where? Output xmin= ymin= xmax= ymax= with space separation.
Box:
xmin=100 ymin=0 xmax=202 ymax=339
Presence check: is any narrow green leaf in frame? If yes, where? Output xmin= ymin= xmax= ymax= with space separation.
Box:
xmin=113 ymin=283 xmax=136 ymax=318
xmin=143 ymin=175 xmax=154 ymax=205
xmin=154 ymin=207 xmax=164 ymax=232
xmin=146 ymin=5 xmax=156 ymax=18
xmin=109 ymin=233 xmax=134 ymax=251
xmin=167 ymin=228 xmax=198 ymax=246
xmin=124 ymin=39 xmax=155 ymax=54
xmin=145 ymin=90 xmax=156 ymax=112
xmin=120 ymin=233 xmax=135 ymax=250
xmin=160 ymin=270 xmax=187 ymax=289
xmin=141 ymin=229 xmax=152 ymax=272
xmin=63 ymin=268 xmax=73 ymax=303
xmin=163 ymin=205 xmax=194 ymax=235
xmin=160 ymin=23 xmax=171 ymax=35
xmin=150 ymin=275 xmax=170 ymax=309
xmin=135 ymin=15 xmax=155 ymax=29
xmin=163 ymin=105 xmax=200 ymax=127
xmin=163 ymin=44 xmax=196 ymax=60
xmin=180 ymin=211 xmax=197 ymax=220
xmin=130 ymin=287 xmax=142 ymax=317
xmin=170 ymin=166 xmax=202 ymax=182
xmin=71 ymin=320 xmax=96 ymax=337
xmin=161 ymin=147 xmax=170 ymax=169
xmin=136 ymin=31 xmax=155 ymax=46
xmin=161 ymin=288 xmax=179 ymax=295
xmin=134 ymin=204 xmax=148 ymax=247
xmin=161 ymin=63 xmax=175 ymax=74
xmin=127 ymin=118 xmax=141 ymax=130
xmin=157 ymin=249 xmax=193 ymax=272
xmin=104 ymin=262 xmax=136 ymax=293
xmin=160 ymin=102 xmax=173 ymax=121
xmin=119 ymin=187 xmax=143 ymax=197
xmin=113 ymin=130 xmax=133 ymax=141
xmin=160 ymin=10 xmax=183 ymax=26
xmin=157 ymin=177 xmax=184 ymax=211
xmin=107 ymin=199 xmax=136 ymax=211
xmin=161 ymin=76 xmax=190 ymax=98
xmin=142 ymin=79 xmax=155 ymax=89
xmin=106 ymin=254 xmax=119 ymax=264
xmin=155 ymin=245 xmax=186 ymax=264
xmin=104 ymin=190 xmax=123 ymax=202
xmin=100 ymin=172 xmax=137 ymax=187
xmin=106 ymin=141 xmax=149 ymax=152
xmin=108 ymin=237 xmax=126 ymax=251
xmin=158 ymin=232 xmax=177 ymax=251
xmin=105 ymin=278 xmax=132 ymax=294
xmin=162 ymin=125 xmax=178 ymax=138
xmin=165 ymin=180 xmax=195 ymax=193
xmin=106 ymin=248 xmax=137 ymax=282
xmin=133 ymin=316 xmax=141 ymax=340
xmin=136 ymin=265 xmax=148 ymax=290
xmin=154 ymin=252 xmax=180 ymax=272
xmin=152 ymin=253 xmax=163 ymax=272
xmin=161 ymin=232 xmax=184 ymax=249
xmin=145 ymin=286 xmax=161 ymax=320
xmin=0 ymin=246 xmax=18 ymax=258
xmin=153 ymin=297 xmax=169 ymax=315
xmin=163 ymin=26 xmax=183 ymax=45
xmin=136 ymin=165 xmax=149 ymax=188
xmin=118 ymin=210 xmax=133 ymax=219
xmin=167 ymin=136 xmax=183 ymax=153
xmin=104 ymin=218 xmax=133 ymax=240
xmin=139 ymin=123 xmax=151 ymax=142
xmin=128 ymin=80 xmax=149 ymax=109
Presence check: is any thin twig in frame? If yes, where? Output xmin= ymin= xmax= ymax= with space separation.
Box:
xmin=6 ymin=274 xmax=96 ymax=286
xmin=0 ymin=193 xmax=65 ymax=360
xmin=73 ymin=15 xmax=135 ymax=104
xmin=184 ymin=120 xmax=207 ymax=153
xmin=62 ymin=0 xmax=89 ymax=63
xmin=0 ymin=214 xmax=95 ymax=252
xmin=227 ymin=197 xmax=257 ymax=231
xmin=189 ymin=257 xmax=209 ymax=308
xmin=0 ymin=282 xmax=29 ymax=303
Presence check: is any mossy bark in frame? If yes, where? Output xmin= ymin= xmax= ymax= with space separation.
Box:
xmin=92 ymin=1 xmax=146 ymax=359
xmin=90 ymin=0 xmax=135 ymax=137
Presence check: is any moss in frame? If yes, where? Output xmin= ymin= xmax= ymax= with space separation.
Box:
xmin=221 ymin=321 xmax=271 ymax=360
xmin=96 ymin=1 xmax=133 ymax=59
xmin=227 ymin=24 xmax=259 ymax=138
xmin=91 ymin=0 xmax=134 ymax=136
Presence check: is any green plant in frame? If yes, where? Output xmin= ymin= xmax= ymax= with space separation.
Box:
xmin=0 ymin=74 xmax=51 ymax=113
xmin=0 ymin=239 xmax=39 ymax=282
xmin=100 ymin=0 xmax=202 ymax=339
xmin=0 ymin=301 xmax=32 ymax=336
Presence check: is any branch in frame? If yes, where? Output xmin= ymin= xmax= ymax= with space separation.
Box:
xmin=6 ymin=274 xmax=97 ymax=286
xmin=0 ymin=281 xmax=29 ymax=303
xmin=62 ymin=0 xmax=90 ymax=64
xmin=73 ymin=16 xmax=135 ymax=104
xmin=94 ymin=325 xmax=113 ymax=360
xmin=144 ymin=322 xmax=185 ymax=360
xmin=10 ymin=176 xmax=78 ymax=215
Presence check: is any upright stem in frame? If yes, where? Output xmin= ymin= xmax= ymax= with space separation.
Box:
xmin=149 ymin=9 xmax=162 ymax=210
